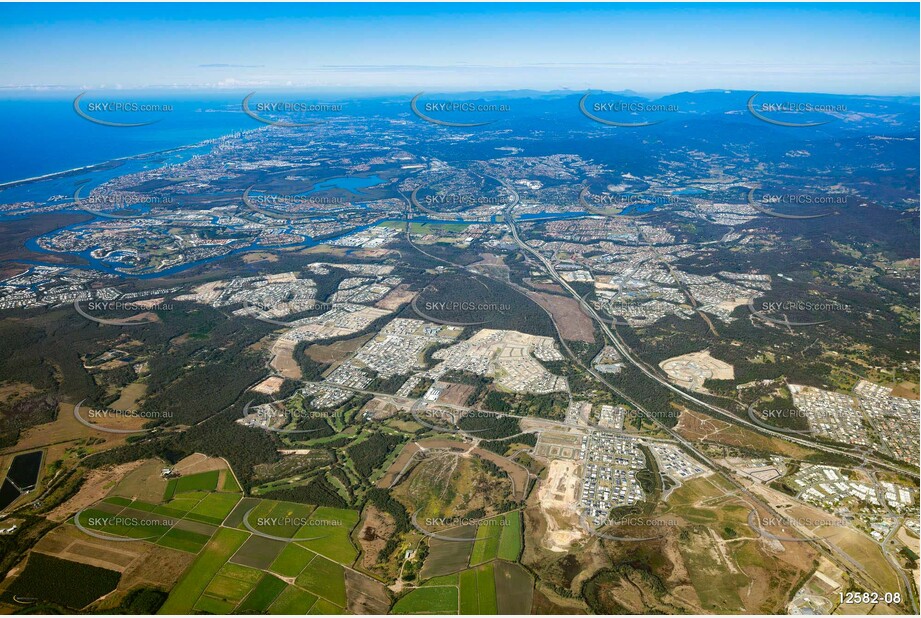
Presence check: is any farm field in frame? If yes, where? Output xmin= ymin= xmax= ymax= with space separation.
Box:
xmin=3 ymin=458 xmax=364 ymax=616
xmin=397 ymin=562 xmax=519 ymax=615
xmin=392 ymin=585 xmax=458 ymax=615
xmin=0 ymin=553 xmax=120 ymax=610
xmin=471 ymin=511 xmax=522 ymax=565
xmin=419 ymin=525 xmax=476 ymax=579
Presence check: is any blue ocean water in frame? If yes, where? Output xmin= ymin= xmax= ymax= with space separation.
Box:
xmin=0 ymin=93 xmax=259 ymax=186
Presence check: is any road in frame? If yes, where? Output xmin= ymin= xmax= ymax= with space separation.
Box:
xmin=493 ymin=177 xmax=916 ymax=608
xmin=398 ymin=178 xmax=915 ymax=608
xmin=500 ymin=188 xmax=916 ymax=481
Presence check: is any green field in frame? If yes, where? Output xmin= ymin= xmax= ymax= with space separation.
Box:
xmin=103 ymin=496 xmax=133 ymax=507
xmin=173 ymin=470 xmax=220 ymax=493
xmin=380 ymin=220 xmax=471 ymax=234
xmin=222 ymin=470 xmax=243 ymax=492
xmin=295 ymin=506 xmax=360 ymax=564
xmin=156 ymin=496 xmax=200 ymax=515
xmin=309 ymin=597 xmax=348 ymax=614
xmin=193 ymin=594 xmax=236 ymax=613
xmin=158 ymin=527 xmax=250 ymax=614
xmin=422 ymin=573 xmax=459 ymax=587
xmin=203 ymin=573 xmax=256 ymax=604
xmin=237 ymin=574 xmax=288 ymax=613
xmin=458 ymin=564 xmax=497 ymax=614
xmin=474 ymin=564 xmax=497 ymax=614
xmin=187 ymin=491 xmax=241 ymax=524
xmin=268 ymin=586 xmax=319 ymax=614
xmin=294 ymin=555 xmax=347 ymax=607
xmin=76 ymin=493 xmax=230 ymax=552
xmin=469 ymin=518 xmax=502 ymax=565
xmin=65 ymin=482 xmax=361 ymax=614
xmin=231 ymin=535 xmax=286 ymax=569
xmin=459 ymin=568 xmax=479 ymax=614
xmin=497 ymin=512 xmax=522 ymax=561
xmin=270 ymin=543 xmax=316 ymax=577
xmin=157 ymin=527 xmax=212 ymax=553
xmin=163 ymin=478 xmax=177 ymax=501
xmin=243 ymin=499 xmax=316 ymax=538
xmin=392 ymin=585 xmax=459 ymax=614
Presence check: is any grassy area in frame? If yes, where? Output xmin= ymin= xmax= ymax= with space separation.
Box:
xmin=270 ymin=543 xmax=316 ymax=578
xmin=392 ymin=585 xmax=459 ymax=614
xmin=379 ymin=220 xmax=471 ymax=234
xmin=497 ymin=512 xmax=522 ymax=561
xmin=294 ymin=555 xmax=347 ymax=607
xmin=295 ymin=506 xmax=360 ymax=564
xmin=174 ymin=470 xmax=220 ymax=493
xmin=470 ymin=519 xmax=502 ymax=565
xmin=41 ymin=477 xmax=363 ymax=614
xmin=423 ymin=573 xmax=460 ymax=587
xmin=187 ymin=491 xmax=241 ymax=524
xmin=458 ymin=564 xmax=497 ymax=614
xmin=237 ymin=574 xmax=287 ymax=613
xmin=268 ymin=585 xmax=318 ymax=614
xmin=222 ymin=469 xmax=242 ymax=492
xmin=308 ymin=597 xmax=348 ymax=614
xmin=459 ymin=568 xmax=479 ymax=614
xmin=475 ymin=563 xmax=498 ymax=614
xmin=158 ymin=527 xmax=250 ymax=614
xmin=157 ymin=527 xmax=211 ymax=553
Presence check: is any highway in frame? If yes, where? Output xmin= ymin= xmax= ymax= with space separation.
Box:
xmin=499 ymin=186 xmax=916 ymax=481
xmin=397 ymin=179 xmax=916 ymax=609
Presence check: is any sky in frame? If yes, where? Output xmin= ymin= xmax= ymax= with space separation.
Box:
xmin=0 ymin=2 xmax=918 ymax=95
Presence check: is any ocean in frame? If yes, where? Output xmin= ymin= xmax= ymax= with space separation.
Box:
xmin=0 ymin=93 xmax=264 ymax=186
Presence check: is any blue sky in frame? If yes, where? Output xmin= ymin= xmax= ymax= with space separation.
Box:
xmin=0 ymin=3 xmax=917 ymax=95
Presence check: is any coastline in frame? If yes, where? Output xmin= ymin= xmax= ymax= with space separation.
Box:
xmin=0 ymin=127 xmax=260 ymax=191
